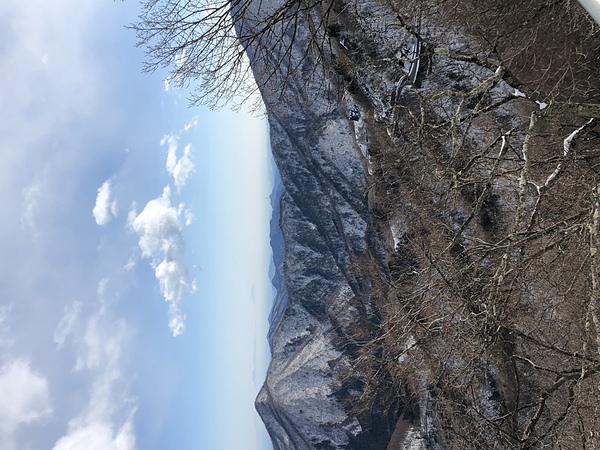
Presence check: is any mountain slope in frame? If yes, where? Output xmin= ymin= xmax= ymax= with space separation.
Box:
xmin=246 ymin=0 xmax=600 ymax=448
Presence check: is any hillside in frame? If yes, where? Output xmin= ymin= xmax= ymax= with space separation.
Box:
xmin=244 ymin=0 xmax=600 ymax=448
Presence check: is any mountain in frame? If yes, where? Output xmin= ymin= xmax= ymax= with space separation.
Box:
xmin=244 ymin=0 xmax=600 ymax=448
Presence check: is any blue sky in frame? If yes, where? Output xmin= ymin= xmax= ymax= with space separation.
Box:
xmin=0 ymin=1 xmax=274 ymax=449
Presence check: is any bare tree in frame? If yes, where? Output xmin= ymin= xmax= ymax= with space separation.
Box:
xmin=333 ymin=0 xmax=600 ymax=447
xmin=131 ymin=0 xmax=337 ymax=110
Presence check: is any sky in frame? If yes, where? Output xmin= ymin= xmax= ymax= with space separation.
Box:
xmin=0 ymin=1 xmax=275 ymax=449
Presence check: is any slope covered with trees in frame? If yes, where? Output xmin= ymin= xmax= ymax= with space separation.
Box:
xmin=135 ymin=0 xmax=600 ymax=448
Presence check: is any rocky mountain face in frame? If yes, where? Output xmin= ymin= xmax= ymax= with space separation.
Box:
xmin=255 ymin=62 xmax=393 ymax=449
xmin=244 ymin=0 xmax=600 ymax=448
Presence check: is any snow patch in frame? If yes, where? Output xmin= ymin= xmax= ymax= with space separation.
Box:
xmin=397 ymin=335 xmax=416 ymax=364
xmin=390 ymin=215 xmax=408 ymax=248
xmin=400 ymin=427 xmax=427 ymax=450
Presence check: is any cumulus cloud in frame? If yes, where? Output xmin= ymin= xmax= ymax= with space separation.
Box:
xmin=92 ymin=180 xmax=117 ymax=226
xmin=0 ymin=359 xmax=52 ymax=448
xmin=160 ymin=134 xmax=194 ymax=191
xmin=0 ymin=310 xmax=52 ymax=450
xmin=129 ymin=186 xmax=192 ymax=336
xmin=52 ymin=416 xmax=136 ymax=450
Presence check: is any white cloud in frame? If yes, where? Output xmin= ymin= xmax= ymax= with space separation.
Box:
xmin=21 ymin=181 xmax=42 ymax=239
xmin=52 ymin=415 xmax=136 ymax=450
xmin=129 ymin=186 xmax=192 ymax=336
xmin=0 ymin=311 xmax=52 ymax=450
xmin=130 ymin=186 xmax=181 ymax=259
xmin=97 ymin=276 xmax=110 ymax=301
xmin=184 ymin=209 xmax=195 ymax=226
xmin=0 ymin=306 xmax=15 ymax=349
xmin=0 ymin=359 xmax=52 ymax=448
xmin=162 ymin=134 xmax=179 ymax=178
xmin=123 ymin=256 xmax=136 ymax=272
xmin=183 ymin=116 xmax=198 ymax=132
xmin=173 ymin=144 xmax=194 ymax=191
xmin=75 ymin=315 xmax=104 ymax=372
xmin=160 ymin=134 xmax=195 ymax=191
xmin=75 ymin=281 xmax=126 ymax=372
xmin=93 ymin=180 xmax=117 ymax=226
xmin=53 ymin=302 xmax=82 ymax=350
xmin=54 ymin=289 xmax=136 ymax=450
